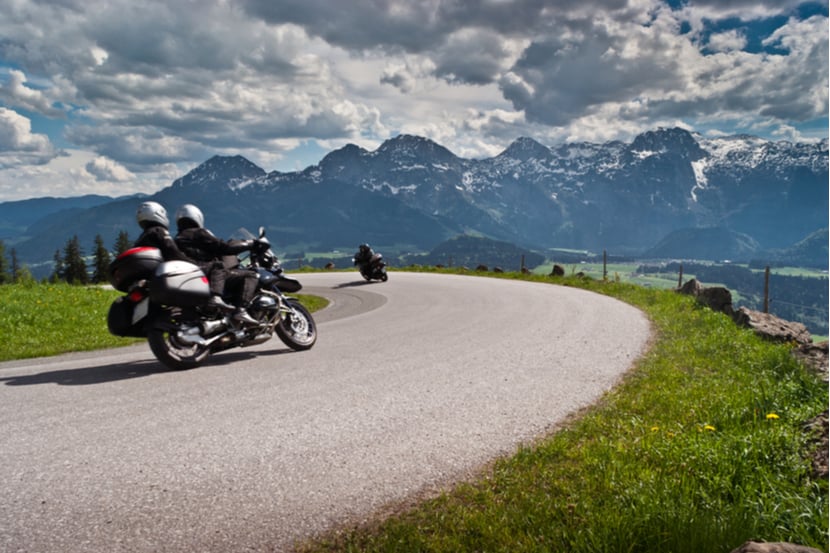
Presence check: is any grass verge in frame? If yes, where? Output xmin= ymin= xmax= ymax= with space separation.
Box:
xmin=0 ymin=282 xmax=327 ymax=362
xmin=298 ymin=269 xmax=828 ymax=553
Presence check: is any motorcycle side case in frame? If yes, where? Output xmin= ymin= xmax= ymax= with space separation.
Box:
xmin=107 ymin=297 xmax=148 ymax=337
xmin=149 ymin=261 xmax=211 ymax=307
xmin=108 ymin=247 xmax=163 ymax=292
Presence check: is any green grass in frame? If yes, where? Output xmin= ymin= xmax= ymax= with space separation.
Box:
xmin=0 ymin=282 xmax=142 ymax=361
xmin=298 ymin=267 xmax=828 ymax=553
xmin=0 ymin=282 xmax=328 ymax=362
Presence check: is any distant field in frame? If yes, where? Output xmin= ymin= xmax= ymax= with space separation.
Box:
xmin=532 ymin=262 xmax=681 ymax=287
xmin=532 ymin=261 xmax=828 ymax=342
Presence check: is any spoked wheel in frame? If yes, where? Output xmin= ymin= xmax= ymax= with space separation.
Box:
xmin=275 ymin=300 xmax=317 ymax=351
xmin=147 ymin=314 xmax=210 ymax=370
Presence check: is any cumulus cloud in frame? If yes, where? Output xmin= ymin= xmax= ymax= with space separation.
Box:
xmin=0 ymin=70 xmax=66 ymax=117
xmin=85 ymin=156 xmax=134 ymax=181
xmin=708 ymin=30 xmax=748 ymax=52
xmin=0 ymin=108 xmax=62 ymax=167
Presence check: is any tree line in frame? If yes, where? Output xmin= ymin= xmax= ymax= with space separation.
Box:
xmin=0 ymin=231 xmax=132 ymax=285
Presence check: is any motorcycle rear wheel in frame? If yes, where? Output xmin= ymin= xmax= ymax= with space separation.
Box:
xmin=147 ymin=321 xmax=210 ymax=370
xmin=276 ymin=300 xmax=317 ymax=351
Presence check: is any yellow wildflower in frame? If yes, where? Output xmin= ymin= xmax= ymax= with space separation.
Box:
xmin=766 ymin=413 xmax=780 ymax=420
xmin=703 ymin=424 xmax=716 ymax=432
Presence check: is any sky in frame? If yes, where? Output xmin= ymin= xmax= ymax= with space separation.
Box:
xmin=0 ymin=0 xmax=827 ymax=202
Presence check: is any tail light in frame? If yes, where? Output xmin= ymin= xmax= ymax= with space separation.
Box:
xmin=128 ymin=289 xmax=147 ymax=303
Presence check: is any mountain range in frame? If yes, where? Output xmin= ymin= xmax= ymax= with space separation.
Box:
xmin=1 ymin=127 xmax=827 ymax=272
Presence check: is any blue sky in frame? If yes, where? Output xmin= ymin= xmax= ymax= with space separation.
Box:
xmin=0 ymin=0 xmax=827 ymax=201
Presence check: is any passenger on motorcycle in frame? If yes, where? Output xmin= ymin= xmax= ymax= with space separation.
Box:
xmin=134 ymin=201 xmax=195 ymax=263
xmin=174 ymin=203 xmax=259 ymax=327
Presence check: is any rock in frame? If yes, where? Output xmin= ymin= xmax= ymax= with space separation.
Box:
xmin=792 ymin=341 xmax=829 ymax=381
xmin=493 ymin=266 xmax=504 ymax=273
xmin=475 ymin=264 xmax=488 ymax=272
xmin=729 ymin=540 xmax=824 ymax=553
xmin=550 ymin=264 xmax=565 ymax=277
xmin=324 ymin=262 xmax=335 ymax=270
xmin=677 ymin=278 xmax=703 ymax=296
xmin=698 ymin=286 xmax=734 ymax=315
xmin=804 ymin=409 xmax=829 ymax=480
xmin=732 ymin=307 xmax=813 ymax=345
xmin=676 ymin=278 xmax=733 ymax=314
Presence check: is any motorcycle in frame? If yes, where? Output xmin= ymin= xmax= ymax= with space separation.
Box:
xmin=106 ymin=227 xmax=316 ymax=370
xmin=354 ymin=252 xmax=388 ymax=282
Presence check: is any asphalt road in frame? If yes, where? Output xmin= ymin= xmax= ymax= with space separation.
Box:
xmin=0 ymin=272 xmax=651 ymax=552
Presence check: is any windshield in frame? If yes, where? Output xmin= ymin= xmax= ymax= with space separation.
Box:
xmin=229 ymin=227 xmax=256 ymax=241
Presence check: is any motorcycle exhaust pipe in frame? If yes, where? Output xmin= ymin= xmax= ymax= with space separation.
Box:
xmin=201 ymin=319 xmax=227 ymax=336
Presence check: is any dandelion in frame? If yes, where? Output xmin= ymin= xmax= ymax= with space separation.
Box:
xmin=703 ymin=424 xmax=716 ymax=432
xmin=766 ymin=413 xmax=780 ymax=420
xmin=650 ymin=426 xmax=660 ymax=432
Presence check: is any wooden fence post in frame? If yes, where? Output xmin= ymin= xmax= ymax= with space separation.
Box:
xmin=603 ymin=250 xmax=607 ymax=281
xmin=763 ymin=266 xmax=770 ymax=313
xmin=678 ymin=263 xmax=683 ymax=288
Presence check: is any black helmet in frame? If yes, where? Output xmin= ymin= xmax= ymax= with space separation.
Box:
xmin=136 ymin=201 xmax=169 ymax=229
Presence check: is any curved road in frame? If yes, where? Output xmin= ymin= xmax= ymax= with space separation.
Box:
xmin=0 ymin=272 xmax=650 ymax=552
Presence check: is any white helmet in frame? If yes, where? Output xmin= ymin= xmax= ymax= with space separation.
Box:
xmin=136 ymin=201 xmax=169 ymax=229
xmin=175 ymin=203 xmax=204 ymax=230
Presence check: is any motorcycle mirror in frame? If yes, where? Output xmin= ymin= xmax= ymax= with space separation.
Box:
xmin=258 ymin=226 xmax=266 ymax=238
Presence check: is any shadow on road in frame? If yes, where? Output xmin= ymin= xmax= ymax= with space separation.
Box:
xmin=333 ymin=280 xmax=379 ymax=288
xmin=0 ymin=346 xmax=297 ymax=386
xmin=0 ymin=358 xmax=168 ymax=386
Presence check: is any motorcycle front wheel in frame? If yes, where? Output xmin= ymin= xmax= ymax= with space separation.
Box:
xmin=275 ymin=300 xmax=317 ymax=351
xmin=147 ymin=313 xmax=210 ymax=370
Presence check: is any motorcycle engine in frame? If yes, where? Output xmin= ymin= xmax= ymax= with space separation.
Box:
xmin=249 ymin=295 xmax=278 ymax=319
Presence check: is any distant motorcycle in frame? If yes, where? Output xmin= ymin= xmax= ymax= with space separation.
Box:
xmin=353 ymin=246 xmax=388 ymax=282
xmin=106 ymin=227 xmax=316 ymax=370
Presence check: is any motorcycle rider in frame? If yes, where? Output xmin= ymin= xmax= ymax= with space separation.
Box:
xmin=353 ymin=243 xmax=374 ymax=276
xmin=173 ymin=204 xmax=259 ymax=327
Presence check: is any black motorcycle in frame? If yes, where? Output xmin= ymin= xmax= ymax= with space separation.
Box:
xmin=354 ymin=252 xmax=388 ymax=282
xmin=106 ymin=227 xmax=316 ymax=370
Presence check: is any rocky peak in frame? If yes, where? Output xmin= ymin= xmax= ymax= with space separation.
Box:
xmin=499 ymin=137 xmax=552 ymax=162
xmin=372 ymin=134 xmax=459 ymax=165
xmin=172 ymin=155 xmax=265 ymax=190
xmin=629 ymin=127 xmax=707 ymax=161
xmin=317 ymin=143 xmax=369 ymax=172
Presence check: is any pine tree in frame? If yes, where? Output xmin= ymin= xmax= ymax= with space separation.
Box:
xmin=10 ymin=247 xmax=34 ymax=285
xmin=114 ymin=230 xmax=131 ymax=256
xmin=0 ymin=239 xmax=9 ymax=284
xmin=10 ymin=248 xmax=19 ymax=283
xmin=63 ymin=235 xmax=89 ymax=284
xmin=50 ymin=249 xmax=64 ymax=283
xmin=92 ymin=234 xmax=111 ymax=283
